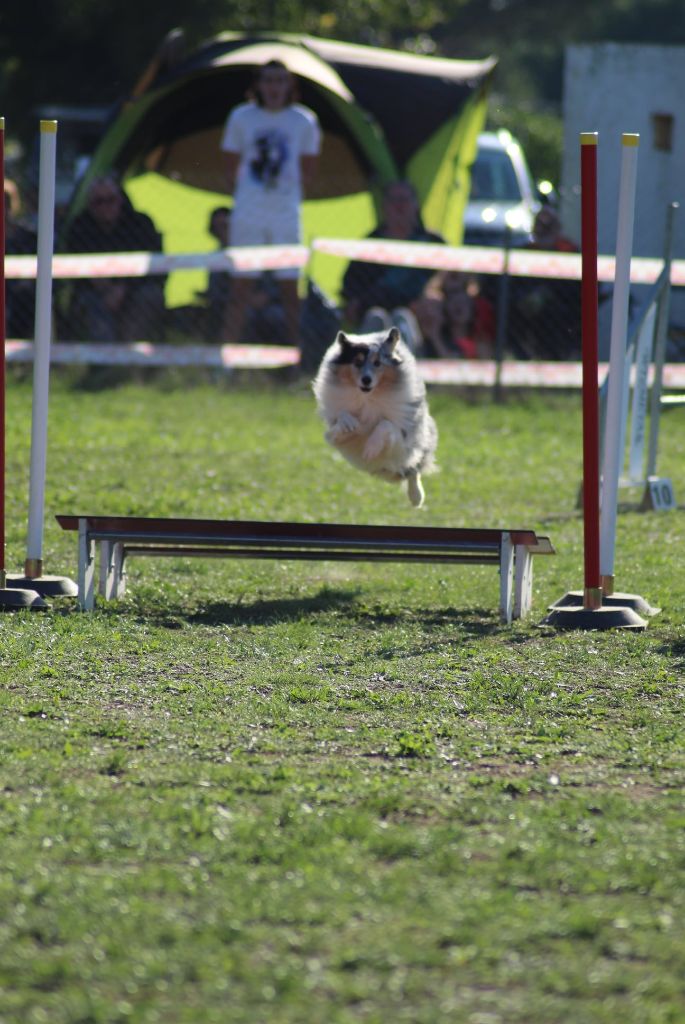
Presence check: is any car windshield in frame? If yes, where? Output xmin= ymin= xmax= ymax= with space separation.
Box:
xmin=470 ymin=147 xmax=522 ymax=202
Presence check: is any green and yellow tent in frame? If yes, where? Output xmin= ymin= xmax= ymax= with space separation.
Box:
xmin=70 ymin=30 xmax=496 ymax=302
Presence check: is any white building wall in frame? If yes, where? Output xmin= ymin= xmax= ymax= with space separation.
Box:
xmin=562 ymin=44 xmax=685 ymax=342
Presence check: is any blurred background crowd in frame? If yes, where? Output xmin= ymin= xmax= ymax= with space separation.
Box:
xmin=3 ymin=1 xmax=684 ymax=365
xmin=4 ymin=142 xmax=583 ymax=366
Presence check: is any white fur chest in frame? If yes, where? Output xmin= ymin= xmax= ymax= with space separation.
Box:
xmin=325 ymin=381 xmax=403 ymax=431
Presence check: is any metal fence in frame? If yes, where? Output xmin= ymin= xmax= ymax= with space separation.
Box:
xmin=5 ymin=172 xmax=685 ymax=368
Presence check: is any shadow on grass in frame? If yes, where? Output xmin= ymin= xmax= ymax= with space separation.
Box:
xmin=114 ymin=586 xmax=362 ymax=628
xmin=354 ymin=605 xmax=506 ymax=638
xmin=102 ymin=588 xmax=512 ymax=639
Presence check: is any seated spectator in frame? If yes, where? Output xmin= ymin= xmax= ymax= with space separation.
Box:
xmin=201 ymin=205 xmax=233 ymax=339
xmin=177 ymin=205 xmax=233 ymax=341
xmin=528 ymin=205 xmax=577 ymax=253
xmin=244 ymin=273 xmax=289 ymax=343
xmin=419 ymin=272 xmax=496 ymax=359
xmin=169 ymin=206 xmax=288 ymax=344
xmin=205 ymin=206 xmax=288 ymax=343
xmin=341 ymin=180 xmax=444 ymax=352
xmin=4 ymin=179 xmax=37 ymax=339
xmin=62 ymin=175 xmax=165 ymax=341
xmin=509 ymin=205 xmax=581 ymax=360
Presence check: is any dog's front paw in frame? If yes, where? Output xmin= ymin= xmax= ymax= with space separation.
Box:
xmin=363 ymin=421 xmax=398 ymax=461
xmin=328 ymin=412 xmax=359 ymax=442
xmin=363 ymin=433 xmax=387 ymax=461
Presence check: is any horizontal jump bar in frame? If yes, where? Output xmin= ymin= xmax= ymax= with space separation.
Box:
xmin=118 ymin=545 xmax=502 ymax=565
xmin=90 ymin=532 xmax=503 ymax=554
xmin=57 ymin=515 xmax=542 ymax=548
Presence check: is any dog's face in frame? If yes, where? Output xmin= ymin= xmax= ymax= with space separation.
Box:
xmin=331 ymin=328 xmax=403 ymax=393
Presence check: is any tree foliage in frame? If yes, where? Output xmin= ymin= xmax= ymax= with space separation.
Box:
xmin=2 ymin=0 xmax=685 ymax=173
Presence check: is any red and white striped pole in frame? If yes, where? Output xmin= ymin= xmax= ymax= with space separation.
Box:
xmin=580 ymin=132 xmax=603 ymax=612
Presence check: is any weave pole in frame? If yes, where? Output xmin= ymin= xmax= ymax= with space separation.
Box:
xmin=0 ymin=117 xmax=46 ymax=609
xmin=543 ymin=132 xmax=646 ymax=629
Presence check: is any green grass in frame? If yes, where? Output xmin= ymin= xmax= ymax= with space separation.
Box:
xmin=1 ymin=374 xmax=684 ymax=1023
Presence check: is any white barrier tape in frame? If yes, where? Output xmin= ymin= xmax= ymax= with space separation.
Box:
xmin=7 ymin=340 xmax=685 ymax=388
xmin=4 ymin=244 xmax=310 ymax=280
xmin=5 ymin=238 xmax=685 ymax=285
xmin=5 ymin=340 xmax=300 ymax=369
xmin=312 ymin=237 xmax=685 ymax=286
xmin=313 ymin=238 xmax=507 ymax=273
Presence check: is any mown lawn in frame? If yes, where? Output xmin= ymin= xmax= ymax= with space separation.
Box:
xmin=1 ymin=373 xmax=684 ymax=1024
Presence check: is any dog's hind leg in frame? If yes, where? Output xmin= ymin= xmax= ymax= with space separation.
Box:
xmin=406 ymin=469 xmax=425 ymax=508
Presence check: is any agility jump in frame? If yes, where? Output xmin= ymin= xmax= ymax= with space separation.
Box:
xmin=56 ymin=515 xmax=554 ymax=624
xmin=0 ymin=117 xmax=560 ymax=621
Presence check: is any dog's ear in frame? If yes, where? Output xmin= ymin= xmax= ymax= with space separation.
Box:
xmin=333 ymin=331 xmax=358 ymax=365
xmin=383 ymin=327 xmax=402 ymax=355
xmin=386 ymin=327 xmax=401 ymax=350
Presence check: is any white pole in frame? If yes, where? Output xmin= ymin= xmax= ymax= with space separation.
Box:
xmin=599 ymin=133 xmax=639 ymax=595
xmin=25 ymin=120 xmax=57 ymax=579
xmin=627 ymin=304 xmax=656 ymax=484
xmin=646 ymin=203 xmax=678 ymax=479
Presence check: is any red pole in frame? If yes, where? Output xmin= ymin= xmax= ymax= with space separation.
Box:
xmin=0 ymin=117 xmax=6 ymax=586
xmin=580 ymin=133 xmax=602 ymax=610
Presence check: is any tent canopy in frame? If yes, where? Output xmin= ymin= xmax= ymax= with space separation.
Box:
xmin=78 ymin=31 xmax=495 ymax=224
xmin=68 ymin=31 xmax=496 ymax=305
xmin=171 ymin=32 xmax=497 ymax=171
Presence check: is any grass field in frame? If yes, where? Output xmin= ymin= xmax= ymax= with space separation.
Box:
xmin=1 ymin=372 xmax=684 ymax=1023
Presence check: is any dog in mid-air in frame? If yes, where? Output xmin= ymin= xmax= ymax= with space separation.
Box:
xmin=313 ymin=327 xmax=438 ymax=507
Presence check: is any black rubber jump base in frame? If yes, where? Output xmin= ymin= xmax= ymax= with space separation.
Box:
xmin=542 ymin=595 xmax=647 ymax=631
xmin=548 ymin=589 xmax=659 ymax=618
xmin=5 ymin=574 xmax=78 ymax=598
xmin=0 ymin=586 xmax=49 ymax=611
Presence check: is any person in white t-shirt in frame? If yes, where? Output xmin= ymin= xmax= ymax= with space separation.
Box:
xmin=220 ymin=59 xmax=321 ymax=347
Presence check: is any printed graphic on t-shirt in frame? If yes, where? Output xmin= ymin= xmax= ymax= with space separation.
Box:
xmin=249 ymin=130 xmax=290 ymax=189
